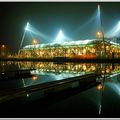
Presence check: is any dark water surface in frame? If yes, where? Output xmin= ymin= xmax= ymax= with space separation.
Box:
xmin=0 ymin=61 xmax=120 ymax=118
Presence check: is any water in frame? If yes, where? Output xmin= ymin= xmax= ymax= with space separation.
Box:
xmin=0 ymin=61 xmax=120 ymax=118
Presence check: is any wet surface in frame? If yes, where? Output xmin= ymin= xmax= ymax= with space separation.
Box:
xmin=0 ymin=61 xmax=120 ymax=118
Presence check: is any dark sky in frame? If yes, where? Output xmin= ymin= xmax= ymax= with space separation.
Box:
xmin=0 ymin=2 xmax=120 ymax=51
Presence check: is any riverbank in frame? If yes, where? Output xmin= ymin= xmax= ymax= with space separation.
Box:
xmin=0 ymin=57 xmax=120 ymax=63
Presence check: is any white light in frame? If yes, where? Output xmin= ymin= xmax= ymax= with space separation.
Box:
xmin=98 ymin=4 xmax=100 ymax=8
xmin=117 ymin=21 xmax=120 ymax=26
xmin=106 ymin=21 xmax=120 ymax=37
xmin=113 ymin=21 xmax=120 ymax=35
xmin=25 ymin=22 xmax=29 ymax=31
xmin=27 ymin=22 xmax=29 ymax=26
xmin=98 ymin=4 xmax=100 ymax=16
xmin=56 ymin=30 xmax=64 ymax=40
xmin=54 ymin=30 xmax=65 ymax=43
xmin=98 ymin=4 xmax=100 ymax=9
xmin=27 ymin=94 xmax=29 ymax=97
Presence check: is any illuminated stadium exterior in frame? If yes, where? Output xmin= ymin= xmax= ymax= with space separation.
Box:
xmin=19 ymin=38 xmax=120 ymax=59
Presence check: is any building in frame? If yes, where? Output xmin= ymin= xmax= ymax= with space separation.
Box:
xmin=19 ymin=38 xmax=120 ymax=59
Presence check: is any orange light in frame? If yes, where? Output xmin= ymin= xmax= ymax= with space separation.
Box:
xmin=82 ymin=48 xmax=86 ymax=54
xmin=32 ymin=75 xmax=38 ymax=81
xmin=101 ymin=70 xmax=105 ymax=74
xmin=106 ymin=69 xmax=110 ymax=73
xmin=96 ymin=31 xmax=103 ymax=38
xmin=1 ymin=44 xmax=5 ymax=48
xmin=83 ymin=65 xmax=87 ymax=71
xmin=32 ymin=39 xmax=38 ymax=45
xmin=91 ymin=66 xmax=96 ymax=71
xmin=97 ymin=84 xmax=103 ymax=91
xmin=91 ymin=48 xmax=95 ymax=53
xmin=106 ymin=46 xmax=110 ymax=50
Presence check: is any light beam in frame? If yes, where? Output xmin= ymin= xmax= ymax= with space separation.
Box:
xmin=54 ymin=30 xmax=71 ymax=43
xmin=106 ymin=21 xmax=120 ymax=37
xmin=25 ymin=22 xmax=29 ymax=31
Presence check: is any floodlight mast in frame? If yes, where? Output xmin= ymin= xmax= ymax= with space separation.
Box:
xmin=18 ymin=22 xmax=29 ymax=55
xmin=98 ymin=4 xmax=104 ymax=42
xmin=98 ymin=4 xmax=106 ymax=56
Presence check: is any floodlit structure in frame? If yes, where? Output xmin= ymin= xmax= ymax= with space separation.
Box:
xmin=18 ymin=4 xmax=120 ymax=59
xmin=19 ymin=38 xmax=120 ymax=59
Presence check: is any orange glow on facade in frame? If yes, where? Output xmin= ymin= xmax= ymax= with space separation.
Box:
xmin=19 ymin=39 xmax=120 ymax=59
xmin=74 ymin=54 xmax=96 ymax=59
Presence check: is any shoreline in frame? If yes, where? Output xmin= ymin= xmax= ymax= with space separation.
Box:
xmin=0 ymin=57 xmax=120 ymax=63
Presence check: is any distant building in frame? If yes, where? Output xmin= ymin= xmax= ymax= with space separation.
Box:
xmin=0 ymin=44 xmax=7 ymax=57
xmin=0 ymin=44 xmax=12 ymax=58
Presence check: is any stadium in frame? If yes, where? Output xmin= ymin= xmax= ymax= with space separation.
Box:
xmin=19 ymin=37 xmax=120 ymax=59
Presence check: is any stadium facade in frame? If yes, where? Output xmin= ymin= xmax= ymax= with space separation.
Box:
xmin=19 ymin=38 xmax=120 ymax=59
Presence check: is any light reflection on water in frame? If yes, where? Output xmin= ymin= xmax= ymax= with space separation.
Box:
xmin=0 ymin=61 xmax=120 ymax=88
xmin=19 ymin=62 xmax=119 ymax=89
xmin=1 ymin=61 xmax=120 ymax=117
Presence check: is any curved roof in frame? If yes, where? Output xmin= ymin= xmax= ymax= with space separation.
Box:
xmin=22 ymin=38 xmax=120 ymax=50
xmin=22 ymin=39 xmax=97 ymax=49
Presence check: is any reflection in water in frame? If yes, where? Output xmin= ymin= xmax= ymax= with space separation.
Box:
xmin=1 ymin=61 xmax=120 ymax=117
xmin=1 ymin=61 xmax=120 ymax=75
xmin=97 ymin=84 xmax=103 ymax=91
xmin=0 ymin=61 xmax=19 ymax=72
xmin=17 ymin=62 xmax=120 ymax=75
xmin=104 ymin=73 xmax=120 ymax=96
xmin=1 ymin=61 xmax=120 ymax=91
xmin=96 ymin=72 xmax=120 ymax=116
xmin=31 ymin=75 xmax=38 ymax=81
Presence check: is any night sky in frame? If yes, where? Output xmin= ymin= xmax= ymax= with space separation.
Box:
xmin=0 ymin=2 xmax=120 ymax=51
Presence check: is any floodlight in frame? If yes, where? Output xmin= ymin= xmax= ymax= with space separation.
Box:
xmin=57 ymin=30 xmax=64 ymax=39
xmin=27 ymin=22 xmax=29 ymax=26
xmin=54 ymin=30 xmax=64 ymax=43
xmin=97 ymin=4 xmax=100 ymax=16
xmin=98 ymin=4 xmax=100 ymax=10
xmin=25 ymin=22 xmax=29 ymax=31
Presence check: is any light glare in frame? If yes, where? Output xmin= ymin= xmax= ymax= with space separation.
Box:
xmin=25 ymin=22 xmax=29 ymax=31
xmin=106 ymin=21 xmax=120 ymax=37
xmin=54 ymin=30 xmax=65 ymax=43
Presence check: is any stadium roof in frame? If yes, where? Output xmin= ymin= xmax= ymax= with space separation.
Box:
xmin=22 ymin=38 xmax=120 ymax=50
xmin=22 ymin=39 xmax=97 ymax=49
